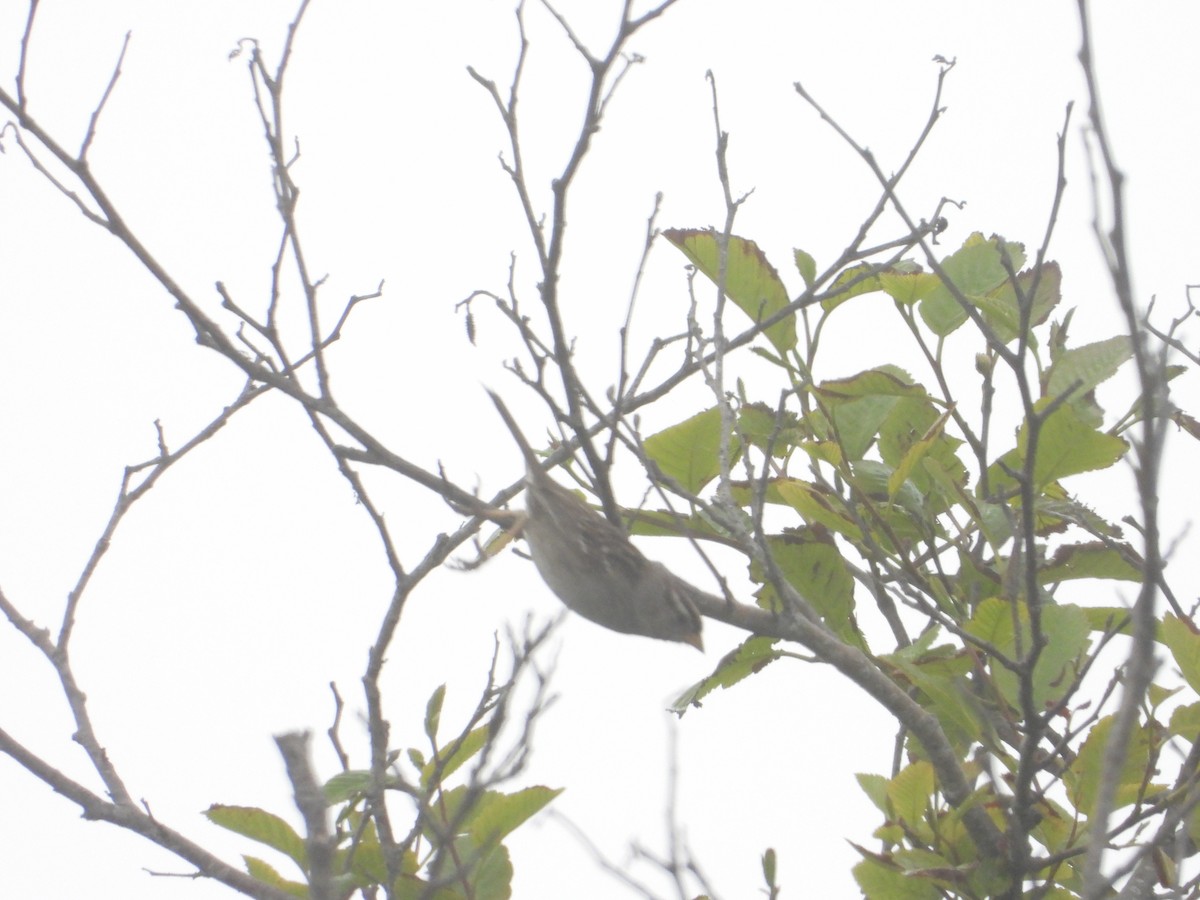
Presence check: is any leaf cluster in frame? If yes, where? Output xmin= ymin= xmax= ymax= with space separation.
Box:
xmin=630 ymin=228 xmax=1198 ymax=897
xmin=207 ymin=684 xmax=560 ymax=899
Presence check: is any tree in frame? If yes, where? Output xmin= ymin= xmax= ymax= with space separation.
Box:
xmin=2 ymin=1 xmax=1197 ymax=897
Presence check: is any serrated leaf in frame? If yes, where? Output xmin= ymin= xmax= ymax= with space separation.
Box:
xmin=856 ymin=772 xmax=891 ymax=816
xmin=1016 ymin=399 xmax=1128 ymax=488
xmin=1035 ymin=497 xmax=1124 ymax=536
xmin=1038 ymin=542 xmax=1142 ymax=584
xmin=972 ymin=262 xmax=1061 ymax=342
xmin=664 ymin=228 xmax=796 ymax=353
xmin=918 ymin=233 xmax=1026 ymax=336
xmin=879 ymin=269 xmax=938 ymax=305
xmin=888 ymin=761 xmax=935 ymax=829
xmin=737 ymin=402 xmax=803 ymax=455
xmin=1043 ymin=335 xmax=1132 ymax=403
xmin=670 ymin=636 xmax=784 ymax=713
xmin=205 ymin=805 xmax=307 ymax=871
xmin=816 ymin=366 xmax=925 ymax=402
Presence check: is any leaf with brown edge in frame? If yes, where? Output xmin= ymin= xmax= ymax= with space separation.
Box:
xmin=669 ymin=635 xmax=784 ymax=714
xmin=663 ymin=228 xmax=797 ymax=353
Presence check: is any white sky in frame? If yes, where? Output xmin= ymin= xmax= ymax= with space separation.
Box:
xmin=2 ymin=1 xmax=1198 ymax=897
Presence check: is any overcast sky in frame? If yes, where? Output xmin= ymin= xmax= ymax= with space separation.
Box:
xmin=2 ymin=2 xmax=1199 ymax=898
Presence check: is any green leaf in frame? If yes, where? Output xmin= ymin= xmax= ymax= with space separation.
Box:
xmin=873 ymin=398 xmax=964 ymax=511
xmin=885 ymin=647 xmax=982 ymax=748
xmin=1029 ymin=797 xmax=1077 ymax=856
xmin=821 ymin=263 xmax=883 ymax=312
xmin=853 ymin=856 xmax=940 ymax=900
xmin=205 ymin=805 xmax=307 ymax=871
xmin=335 ymin=826 xmax=394 ymax=885
xmin=879 ymin=268 xmax=939 ymax=306
xmin=735 ymin=402 xmax=804 ymax=456
xmin=1169 ymin=701 xmax=1200 ymax=740
xmin=1017 ymin=398 xmax=1128 ymax=489
xmin=1035 ymin=497 xmax=1125 ymax=537
xmin=972 ymin=261 xmax=1061 ymax=343
xmin=794 ymin=248 xmax=817 ymax=289
xmin=1038 ymin=542 xmax=1142 ymax=584
xmin=643 ymin=406 xmax=735 ymax=492
xmin=755 ymin=533 xmax=861 ymax=647
xmin=624 ymin=507 xmax=725 ymax=539
xmin=670 ymin=636 xmax=785 ymax=713
xmin=856 ymin=772 xmax=891 ymax=816
xmin=422 ymin=725 xmax=491 ymax=790
xmin=849 ymin=460 xmax=927 ymax=519
xmin=425 ymin=684 xmax=447 ymax=742
xmin=1043 ymin=334 xmax=1133 ymax=404
xmin=821 ymin=260 xmax=925 ymax=312
xmin=816 ymin=366 xmax=926 ymax=403
xmin=965 ymin=599 xmax=1090 ymax=711
xmin=815 ymin=366 xmax=926 ymax=460
xmin=471 ymin=843 xmax=514 ymax=900
xmin=775 ymin=480 xmax=862 ymax=541
xmin=918 ymin=233 xmax=1026 ymax=336
xmin=242 ymin=857 xmax=308 ymax=897
xmin=466 ymin=786 xmax=563 ymax=845
xmin=423 ymin=785 xmax=561 ymax=850
xmin=1065 ymin=715 xmax=1154 ymax=815
xmin=1082 ymin=606 xmax=1132 ymax=636
xmin=885 ymin=406 xmax=957 ymax=502
xmin=1161 ymin=614 xmax=1200 ymax=695
xmin=663 ymin=228 xmax=796 ymax=353
xmin=411 ymin=834 xmax=512 ymax=900
xmin=324 ymin=770 xmax=373 ymax=805
xmin=829 ymin=395 xmax=896 ymax=461
xmin=888 ymin=761 xmax=935 ymax=829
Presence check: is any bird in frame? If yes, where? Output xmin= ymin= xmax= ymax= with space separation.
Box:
xmin=488 ymin=390 xmax=705 ymax=650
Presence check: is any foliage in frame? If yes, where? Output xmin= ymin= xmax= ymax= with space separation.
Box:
xmin=649 ymin=225 xmax=1194 ymax=896
xmin=205 ymin=684 xmax=560 ymax=899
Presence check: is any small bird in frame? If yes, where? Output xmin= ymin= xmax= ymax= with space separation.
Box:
xmin=488 ymin=391 xmax=705 ymax=650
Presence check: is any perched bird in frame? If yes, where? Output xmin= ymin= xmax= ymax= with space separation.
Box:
xmin=489 ymin=391 xmax=705 ymax=650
